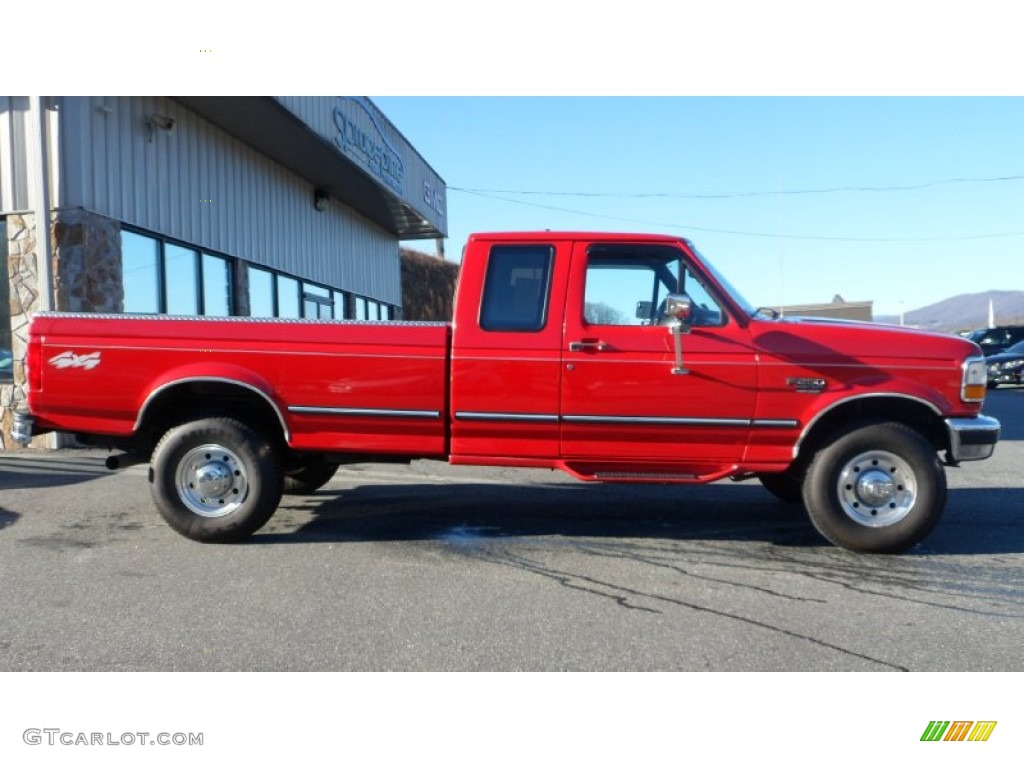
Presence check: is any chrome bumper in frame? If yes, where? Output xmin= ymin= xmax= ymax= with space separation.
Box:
xmin=945 ymin=415 xmax=1000 ymax=462
xmin=11 ymin=409 xmax=34 ymax=445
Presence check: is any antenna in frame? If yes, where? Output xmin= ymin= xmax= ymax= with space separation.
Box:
xmin=777 ymin=178 xmax=785 ymax=317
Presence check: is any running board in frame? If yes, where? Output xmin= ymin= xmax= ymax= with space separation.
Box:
xmin=595 ymin=471 xmax=702 ymax=481
xmin=562 ymin=463 xmax=738 ymax=484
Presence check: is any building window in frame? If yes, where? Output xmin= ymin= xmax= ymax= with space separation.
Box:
xmin=120 ymin=228 xmax=234 ymax=316
xmin=122 ymin=230 xmax=161 ymax=313
xmin=164 ymin=243 xmax=199 ymax=315
xmin=276 ymin=275 xmax=300 ymax=319
xmin=202 ymin=254 xmax=231 ymax=316
xmin=246 ymin=264 xmax=396 ymax=322
xmin=248 ymin=266 xmax=275 ymax=318
xmin=303 ymin=283 xmax=333 ymax=319
xmin=1 ymin=218 xmax=12 ymax=382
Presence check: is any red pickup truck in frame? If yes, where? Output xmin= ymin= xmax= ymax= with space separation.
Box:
xmin=14 ymin=231 xmax=1000 ymax=553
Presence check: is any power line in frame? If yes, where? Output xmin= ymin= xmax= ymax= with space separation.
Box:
xmin=451 ymin=188 xmax=1024 ymax=243
xmin=451 ymin=173 xmax=1024 ymax=200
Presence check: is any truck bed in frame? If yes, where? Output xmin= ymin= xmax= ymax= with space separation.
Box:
xmin=28 ymin=313 xmax=452 ymax=457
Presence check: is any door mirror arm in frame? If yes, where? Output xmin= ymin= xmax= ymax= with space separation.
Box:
xmin=662 ymin=294 xmax=692 ymax=375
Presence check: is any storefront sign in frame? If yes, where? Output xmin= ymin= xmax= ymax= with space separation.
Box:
xmin=423 ymin=180 xmax=445 ymax=221
xmin=332 ymin=97 xmax=405 ymax=195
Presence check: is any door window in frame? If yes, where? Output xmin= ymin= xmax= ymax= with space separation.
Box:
xmin=583 ymin=245 xmax=724 ymax=327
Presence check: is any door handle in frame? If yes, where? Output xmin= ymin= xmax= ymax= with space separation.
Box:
xmin=568 ymin=340 xmax=608 ymax=352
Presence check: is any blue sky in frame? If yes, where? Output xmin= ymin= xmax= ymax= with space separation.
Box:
xmin=18 ymin=4 xmax=1023 ymax=321
xmin=374 ymin=97 xmax=1024 ymax=318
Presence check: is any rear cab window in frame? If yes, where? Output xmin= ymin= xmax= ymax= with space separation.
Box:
xmin=479 ymin=245 xmax=555 ymax=332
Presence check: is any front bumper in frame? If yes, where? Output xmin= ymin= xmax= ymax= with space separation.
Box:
xmin=945 ymin=415 xmax=1001 ymax=462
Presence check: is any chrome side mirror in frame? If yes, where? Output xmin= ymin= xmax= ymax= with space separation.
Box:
xmin=663 ymin=294 xmax=692 ymax=330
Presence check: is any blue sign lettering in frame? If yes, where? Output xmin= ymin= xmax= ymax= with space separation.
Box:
xmin=423 ymin=180 xmax=445 ymax=220
xmin=332 ymin=97 xmax=405 ymax=195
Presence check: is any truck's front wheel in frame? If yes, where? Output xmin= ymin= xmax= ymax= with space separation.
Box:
xmin=802 ymin=421 xmax=946 ymax=553
xmin=150 ymin=417 xmax=283 ymax=542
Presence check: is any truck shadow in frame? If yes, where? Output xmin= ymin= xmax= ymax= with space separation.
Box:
xmin=0 ymin=508 xmax=19 ymax=531
xmin=253 ymin=481 xmax=1024 ymax=555
xmin=0 ymin=454 xmax=111 ymax=491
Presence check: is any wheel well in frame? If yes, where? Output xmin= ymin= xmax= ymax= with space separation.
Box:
xmin=135 ymin=380 xmax=287 ymax=456
xmin=797 ymin=397 xmax=948 ymax=461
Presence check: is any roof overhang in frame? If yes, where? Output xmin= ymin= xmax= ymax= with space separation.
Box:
xmin=173 ymin=96 xmax=446 ymax=240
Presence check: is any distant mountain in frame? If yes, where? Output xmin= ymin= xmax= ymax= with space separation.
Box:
xmin=875 ymin=291 xmax=1024 ymax=333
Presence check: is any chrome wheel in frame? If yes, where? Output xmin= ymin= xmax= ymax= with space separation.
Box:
xmin=175 ymin=443 xmax=249 ymax=518
xmin=836 ymin=450 xmax=917 ymax=527
xmin=803 ymin=421 xmax=946 ymax=552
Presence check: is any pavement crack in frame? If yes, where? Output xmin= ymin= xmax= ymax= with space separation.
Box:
xmin=478 ymin=549 xmax=907 ymax=671
xmin=575 ymin=541 xmax=829 ymax=604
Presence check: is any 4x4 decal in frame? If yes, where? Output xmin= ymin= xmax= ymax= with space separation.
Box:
xmin=48 ymin=351 xmax=101 ymax=370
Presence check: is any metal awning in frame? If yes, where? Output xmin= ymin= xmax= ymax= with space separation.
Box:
xmin=173 ymin=96 xmax=445 ymax=239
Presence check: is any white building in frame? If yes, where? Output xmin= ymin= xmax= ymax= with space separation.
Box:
xmin=0 ymin=96 xmax=447 ymax=448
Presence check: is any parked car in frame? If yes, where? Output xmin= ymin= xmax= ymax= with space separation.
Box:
xmin=986 ymin=340 xmax=1024 ymax=389
xmin=967 ymin=326 xmax=1024 ymax=355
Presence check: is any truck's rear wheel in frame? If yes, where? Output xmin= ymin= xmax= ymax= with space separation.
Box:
xmin=802 ymin=421 xmax=946 ymax=553
xmin=150 ymin=417 xmax=283 ymax=542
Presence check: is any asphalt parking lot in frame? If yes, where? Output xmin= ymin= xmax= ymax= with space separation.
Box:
xmin=1 ymin=388 xmax=1022 ymax=671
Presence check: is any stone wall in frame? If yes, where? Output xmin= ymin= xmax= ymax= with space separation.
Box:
xmin=1 ymin=210 xmax=123 ymax=449
xmin=1 ymin=214 xmax=45 ymax=449
xmin=53 ymin=211 xmax=123 ymax=313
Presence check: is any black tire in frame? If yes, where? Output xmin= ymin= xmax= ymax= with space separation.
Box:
xmin=150 ymin=417 xmax=283 ymax=543
xmin=757 ymin=470 xmax=804 ymax=504
xmin=802 ymin=421 xmax=946 ymax=553
xmin=283 ymin=460 xmax=339 ymax=495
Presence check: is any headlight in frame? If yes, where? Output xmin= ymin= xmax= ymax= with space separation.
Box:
xmin=962 ymin=357 xmax=987 ymax=402
xmin=1000 ymin=360 xmax=1024 ymax=371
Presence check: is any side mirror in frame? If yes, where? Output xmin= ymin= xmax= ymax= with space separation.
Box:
xmin=663 ymin=294 xmax=692 ymax=328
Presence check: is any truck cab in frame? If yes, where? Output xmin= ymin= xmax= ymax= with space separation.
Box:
xmin=448 ymin=232 xmax=999 ymax=552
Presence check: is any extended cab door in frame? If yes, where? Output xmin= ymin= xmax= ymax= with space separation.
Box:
xmin=449 ymin=238 xmax=568 ymax=459
xmin=560 ymin=241 xmax=758 ymax=466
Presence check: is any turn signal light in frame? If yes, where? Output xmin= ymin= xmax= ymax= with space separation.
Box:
xmin=963 ymin=383 xmax=987 ymax=402
xmin=961 ymin=358 xmax=987 ymax=403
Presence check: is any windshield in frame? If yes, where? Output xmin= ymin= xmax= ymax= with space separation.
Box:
xmin=690 ymin=245 xmax=758 ymax=317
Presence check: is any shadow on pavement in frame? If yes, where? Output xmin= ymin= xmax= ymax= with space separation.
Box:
xmin=0 ymin=453 xmax=110 ymax=491
xmin=254 ymin=481 xmax=827 ymax=550
xmin=922 ymin=486 xmax=1024 ymax=555
xmin=247 ymin=479 xmax=1024 ymax=556
xmin=0 ymin=508 xmax=19 ymax=531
